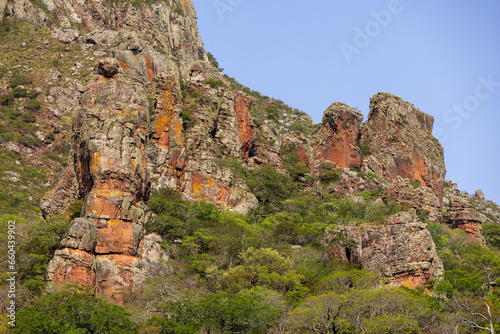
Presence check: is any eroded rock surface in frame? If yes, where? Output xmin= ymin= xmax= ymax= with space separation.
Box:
xmin=446 ymin=197 xmax=487 ymax=243
xmin=325 ymin=211 xmax=444 ymax=288
xmin=311 ymin=102 xmax=363 ymax=169
xmin=361 ymin=93 xmax=446 ymax=202
xmin=384 ymin=177 xmax=442 ymax=223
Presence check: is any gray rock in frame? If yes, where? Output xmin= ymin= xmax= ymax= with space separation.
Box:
xmin=52 ymin=28 xmax=79 ymax=44
xmin=5 ymin=171 xmax=21 ymax=178
xmin=35 ymin=131 xmax=46 ymax=142
xmin=93 ymin=51 xmax=107 ymax=57
xmin=349 ymin=196 xmax=366 ymax=204
xmin=2 ymin=177 xmax=20 ymax=183
xmin=46 ymin=69 xmax=61 ymax=83
xmin=61 ymin=218 xmax=98 ymax=252
xmin=4 ymin=142 xmax=20 ymax=153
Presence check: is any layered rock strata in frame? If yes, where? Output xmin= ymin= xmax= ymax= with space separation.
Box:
xmin=446 ymin=197 xmax=487 ymax=244
xmin=46 ymin=55 xmax=165 ymax=302
xmin=325 ymin=211 xmax=444 ymax=288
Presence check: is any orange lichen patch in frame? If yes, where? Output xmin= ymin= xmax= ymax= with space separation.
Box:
xmin=155 ymin=111 xmax=171 ymax=149
xmin=234 ymin=94 xmax=254 ymax=159
xmin=171 ymin=114 xmax=185 ymax=147
xmin=87 ymin=190 xmax=124 ymax=219
xmin=116 ymin=55 xmax=130 ymax=74
xmin=217 ymin=183 xmax=231 ymax=205
xmin=395 ymin=270 xmax=431 ymax=289
xmin=192 ymin=171 xmax=203 ymax=199
xmin=181 ymin=0 xmax=188 ymax=14
xmin=155 ymin=111 xmax=171 ymax=135
xmin=95 ymin=220 xmax=135 ymax=255
xmin=91 ymin=152 xmax=101 ymax=175
xmin=144 ymin=54 xmax=155 ymax=81
xmin=208 ymin=177 xmax=216 ymax=189
xmin=155 ymin=84 xmax=178 ymax=149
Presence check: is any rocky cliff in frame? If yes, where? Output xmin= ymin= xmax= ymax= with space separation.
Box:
xmin=325 ymin=211 xmax=444 ymax=288
xmin=1 ymin=0 xmax=498 ymax=302
xmin=361 ymin=93 xmax=446 ymax=202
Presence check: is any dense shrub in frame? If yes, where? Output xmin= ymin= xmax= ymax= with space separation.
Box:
xmin=12 ymin=289 xmax=137 ymax=334
xmin=25 ymin=99 xmax=41 ymax=112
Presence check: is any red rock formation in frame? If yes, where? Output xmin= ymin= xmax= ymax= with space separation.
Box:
xmin=46 ymin=58 xmax=162 ymax=303
xmin=46 ymin=218 xmax=98 ymax=292
xmin=361 ymin=93 xmax=446 ymax=202
xmin=325 ymin=211 xmax=444 ymax=288
xmin=311 ymin=102 xmax=363 ymax=169
xmin=234 ymin=93 xmax=254 ymax=159
xmin=447 ymin=197 xmax=487 ymax=243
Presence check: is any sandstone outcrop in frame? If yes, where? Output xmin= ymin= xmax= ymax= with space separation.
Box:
xmin=446 ymin=197 xmax=487 ymax=244
xmin=45 ymin=36 xmax=165 ymax=301
xmin=384 ymin=177 xmax=442 ymax=223
xmin=311 ymin=102 xmax=363 ymax=169
xmin=46 ymin=218 xmax=98 ymax=292
xmin=25 ymin=0 xmax=462 ymax=302
xmin=325 ymin=211 xmax=444 ymax=288
xmin=361 ymin=93 xmax=446 ymax=202
xmin=40 ymin=167 xmax=79 ymax=219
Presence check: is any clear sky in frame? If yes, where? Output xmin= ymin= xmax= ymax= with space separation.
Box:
xmin=192 ymin=0 xmax=500 ymax=204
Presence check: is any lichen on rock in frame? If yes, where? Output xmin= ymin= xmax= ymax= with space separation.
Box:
xmin=325 ymin=211 xmax=444 ymax=288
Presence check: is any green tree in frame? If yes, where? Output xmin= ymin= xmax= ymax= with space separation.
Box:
xmin=151 ymin=291 xmax=280 ymax=334
xmin=288 ymin=287 xmax=431 ymax=334
xmin=246 ymin=165 xmax=297 ymax=217
xmin=12 ymin=289 xmax=137 ymax=334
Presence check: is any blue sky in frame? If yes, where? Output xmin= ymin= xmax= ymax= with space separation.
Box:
xmin=192 ymin=0 xmax=500 ymax=204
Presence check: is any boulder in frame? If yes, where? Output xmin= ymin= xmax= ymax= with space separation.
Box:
xmin=476 ymin=189 xmax=485 ymax=199
xmin=61 ymin=218 xmax=98 ymax=252
xmin=51 ymin=28 xmax=79 ymax=43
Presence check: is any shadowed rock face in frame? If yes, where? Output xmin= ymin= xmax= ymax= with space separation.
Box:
xmin=234 ymin=94 xmax=254 ymax=160
xmin=325 ymin=211 xmax=444 ymax=288
xmin=361 ymin=93 xmax=446 ymax=202
xmin=311 ymin=102 xmax=363 ymax=169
